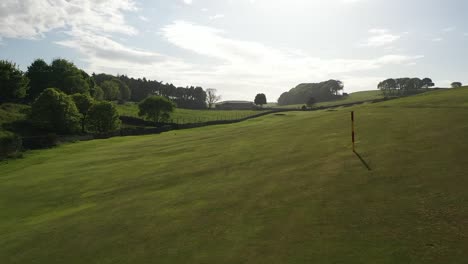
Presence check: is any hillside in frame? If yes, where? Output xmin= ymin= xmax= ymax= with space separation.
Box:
xmin=1 ymin=88 xmax=468 ymax=263
xmin=117 ymin=103 xmax=265 ymax=124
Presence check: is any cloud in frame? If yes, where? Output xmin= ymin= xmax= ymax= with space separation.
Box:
xmin=443 ymin=27 xmax=456 ymax=32
xmin=183 ymin=0 xmax=193 ymax=5
xmin=361 ymin=28 xmax=401 ymax=47
xmin=209 ymin=14 xmax=225 ymax=20
xmin=158 ymin=21 xmax=423 ymax=98
xmin=0 ymin=0 xmax=137 ymax=39
xmin=432 ymin=38 xmax=443 ymax=42
xmin=139 ymin=15 xmax=149 ymax=22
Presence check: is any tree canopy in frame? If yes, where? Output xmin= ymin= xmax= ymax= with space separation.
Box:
xmin=378 ymin=77 xmax=435 ymax=96
xmin=30 ymin=88 xmax=81 ymax=134
xmin=0 ymin=60 xmax=29 ymax=103
xmin=138 ymin=96 xmax=176 ymax=123
xmin=87 ymin=101 xmax=121 ymax=134
xmin=451 ymin=82 xmax=462 ymax=88
xmin=254 ymin=93 xmax=267 ymax=107
xmin=71 ymin=93 xmax=94 ymax=133
xmin=278 ymin=80 xmax=343 ymax=105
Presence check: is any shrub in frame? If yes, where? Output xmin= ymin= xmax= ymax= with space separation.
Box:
xmin=0 ymin=133 xmax=22 ymax=159
xmin=30 ymin=88 xmax=81 ymax=134
xmin=138 ymin=96 xmax=176 ymax=123
xmin=87 ymin=101 xmax=121 ymax=134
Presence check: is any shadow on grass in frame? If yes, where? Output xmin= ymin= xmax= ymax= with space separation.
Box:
xmin=354 ymin=151 xmax=372 ymax=171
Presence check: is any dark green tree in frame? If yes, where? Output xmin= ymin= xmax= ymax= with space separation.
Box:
xmin=451 ymin=82 xmax=462 ymax=88
xmin=26 ymin=59 xmax=51 ymax=101
xmin=422 ymin=78 xmax=435 ymax=91
xmin=100 ymin=80 xmax=121 ymax=101
xmin=254 ymin=93 xmax=267 ymax=107
xmin=50 ymin=59 xmax=90 ymax=94
xmin=138 ymin=96 xmax=176 ymax=123
xmin=86 ymin=101 xmax=121 ymax=133
xmin=113 ymin=79 xmax=131 ymax=102
xmin=30 ymin=88 xmax=81 ymax=134
xmin=0 ymin=60 xmax=29 ymax=103
xmin=93 ymin=85 xmax=104 ymax=100
xmin=71 ymin=93 xmax=94 ymax=133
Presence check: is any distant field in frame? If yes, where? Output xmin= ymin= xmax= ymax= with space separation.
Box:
xmin=1 ymin=87 xmax=468 ymax=263
xmin=271 ymin=90 xmax=384 ymax=109
xmin=117 ymin=103 xmax=266 ymax=124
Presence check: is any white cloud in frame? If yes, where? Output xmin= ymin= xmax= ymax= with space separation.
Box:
xmin=432 ymin=38 xmax=443 ymax=42
xmin=139 ymin=15 xmax=149 ymax=22
xmin=0 ymin=0 xmax=137 ymax=39
xmin=158 ymin=21 xmax=422 ymax=99
xmin=361 ymin=28 xmax=401 ymax=47
xmin=183 ymin=0 xmax=193 ymax=5
xmin=443 ymin=27 xmax=455 ymax=32
xmin=209 ymin=14 xmax=225 ymax=20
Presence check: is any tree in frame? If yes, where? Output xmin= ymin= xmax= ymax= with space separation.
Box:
xmin=50 ymin=59 xmax=90 ymax=95
xmin=30 ymin=88 xmax=81 ymax=134
xmin=93 ymin=85 xmax=104 ymax=100
xmin=254 ymin=93 xmax=267 ymax=107
xmin=100 ymin=80 xmax=121 ymax=101
xmin=0 ymin=60 xmax=29 ymax=103
xmin=451 ymin=82 xmax=462 ymax=88
xmin=86 ymin=101 xmax=121 ymax=133
xmin=71 ymin=93 xmax=94 ymax=133
xmin=114 ymin=79 xmax=131 ymax=102
xmin=306 ymin=97 xmax=316 ymax=107
xmin=422 ymin=78 xmax=435 ymax=91
xmin=26 ymin=59 xmax=51 ymax=101
xmin=138 ymin=96 xmax=176 ymax=123
xmin=206 ymin=88 xmax=221 ymax=109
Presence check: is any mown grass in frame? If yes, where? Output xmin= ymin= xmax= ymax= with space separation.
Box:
xmin=1 ymin=88 xmax=468 ymax=263
xmin=116 ymin=103 xmax=266 ymax=124
xmin=271 ymin=90 xmax=384 ymax=109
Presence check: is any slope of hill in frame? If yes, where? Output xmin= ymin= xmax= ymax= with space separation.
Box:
xmin=1 ymin=88 xmax=467 ymax=263
xmin=117 ymin=103 xmax=266 ymax=124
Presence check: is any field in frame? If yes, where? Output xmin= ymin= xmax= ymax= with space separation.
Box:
xmin=1 ymin=88 xmax=468 ymax=263
xmin=117 ymin=103 xmax=266 ymax=124
xmin=271 ymin=90 xmax=384 ymax=109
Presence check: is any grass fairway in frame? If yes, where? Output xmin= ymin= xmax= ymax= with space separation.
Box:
xmin=117 ymin=103 xmax=265 ymax=123
xmin=1 ymin=88 xmax=468 ymax=263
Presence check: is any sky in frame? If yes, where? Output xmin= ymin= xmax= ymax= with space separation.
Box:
xmin=1 ymin=0 xmax=467 ymax=101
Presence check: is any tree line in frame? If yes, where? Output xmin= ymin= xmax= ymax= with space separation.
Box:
xmin=377 ymin=77 xmax=435 ymax=96
xmin=0 ymin=58 xmax=209 ymax=110
xmin=277 ymin=80 xmax=344 ymax=105
xmin=0 ymin=58 xmax=220 ymax=140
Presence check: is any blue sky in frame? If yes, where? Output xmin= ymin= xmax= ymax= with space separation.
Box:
xmin=1 ymin=0 xmax=467 ymax=101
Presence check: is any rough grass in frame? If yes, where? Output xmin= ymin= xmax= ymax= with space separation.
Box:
xmin=1 ymin=88 xmax=468 ymax=263
xmin=116 ymin=103 xmax=266 ymax=123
